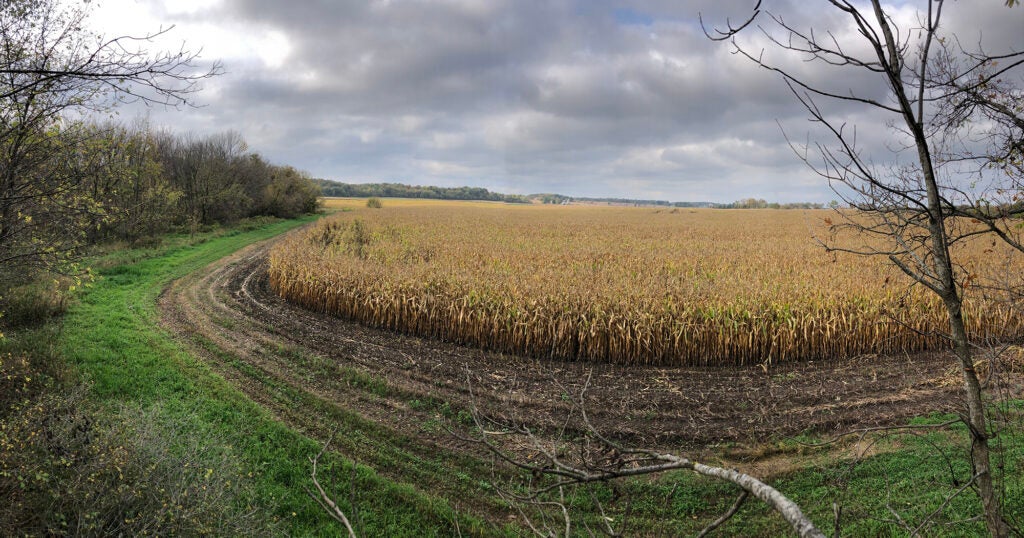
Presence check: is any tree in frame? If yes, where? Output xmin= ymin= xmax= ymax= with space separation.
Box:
xmin=150 ymin=130 xmax=251 ymax=228
xmin=0 ymin=0 xmax=219 ymax=283
xmin=65 ymin=119 xmax=181 ymax=245
xmin=261 ymin=165 xmax=321 ymax=218
xmin=705 ymin=1 xmax=1023 ymax=535
xmin=0 ymin=0 xmax=218 ymax=107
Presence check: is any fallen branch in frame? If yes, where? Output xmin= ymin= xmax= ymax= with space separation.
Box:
xmin=697 ymin=490 xmax=749 ymax=538
xmin=306 ymin=435 xmax=357 ymax=538
xmin=459 ymin=368 xmax=826 ymax=538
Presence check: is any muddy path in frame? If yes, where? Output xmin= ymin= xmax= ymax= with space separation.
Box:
xmin=157 ymin=230 xmax=965 ymax=516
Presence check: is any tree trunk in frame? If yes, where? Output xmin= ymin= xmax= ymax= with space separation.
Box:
xmin=945 ymin=298 xmax=1009 ymax=537
xmin=919 ymin=130 xmax=1008 ymax=537
xmin=903 ymin=11 xmax=1007 ymax=526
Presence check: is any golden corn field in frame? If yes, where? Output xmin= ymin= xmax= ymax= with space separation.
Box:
xmin=268 ymin=198 xmax=1024 ymax=367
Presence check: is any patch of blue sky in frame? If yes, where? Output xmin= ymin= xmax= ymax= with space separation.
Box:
xmin=612 ymin=7 xmax=654 ymax=26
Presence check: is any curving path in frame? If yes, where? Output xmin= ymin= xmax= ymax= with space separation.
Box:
xmin=158 ymin=230 xmax=963 ymax=458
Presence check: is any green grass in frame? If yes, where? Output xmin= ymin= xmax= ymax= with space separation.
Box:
xmin=4 ymin=214 xmax=1020 ymax=536
xmin=57 ymin=216 xmax=492 ymax=536
xmin=498 ymin=413 xmax=1022 ymax=536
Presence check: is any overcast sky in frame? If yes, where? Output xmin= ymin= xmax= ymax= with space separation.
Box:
xmin=87 ymin=1 xmax=1023 ymax=203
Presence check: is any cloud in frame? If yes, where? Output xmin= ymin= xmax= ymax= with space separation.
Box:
xmin=85 ymin=0 xmax=1024 ymax=203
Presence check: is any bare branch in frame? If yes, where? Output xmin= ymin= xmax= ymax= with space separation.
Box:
xmin=699 ymin=1 xmax=761 ymax=42
xmin=307 ymin=436 xmax=357 ymax=538
xmin=696 ymin=490 xmax=749 ymax=538
xmin=912 ymin=472 xmax=985 ymax=536
xmin=460 ymin=372 xmax=826 ymax=538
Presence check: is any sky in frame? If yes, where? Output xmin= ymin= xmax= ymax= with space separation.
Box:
xmin=86 ymin=1 xmax=1023 ymax=203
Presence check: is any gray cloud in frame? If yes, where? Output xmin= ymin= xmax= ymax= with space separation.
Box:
xmin=110 ymin=0 xmax=1024 ymax=203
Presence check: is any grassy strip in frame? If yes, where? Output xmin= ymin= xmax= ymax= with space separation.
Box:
xmin=59 ymin=217 xmax=492 ymax=536
xmin=664 ymin=416 xmax=1021 ymax=536
xmin=465 ymin=410 xmax=1022 ymax=536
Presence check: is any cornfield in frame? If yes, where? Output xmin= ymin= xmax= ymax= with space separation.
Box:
xmin=268 ymin=199 xmax=1024 ymax=366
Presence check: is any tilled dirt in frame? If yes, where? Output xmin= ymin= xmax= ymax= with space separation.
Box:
xmin=159 ymin=230 xmax=1007 ymax=524
xmin=157 ymin=232 xmax=971 ymax=519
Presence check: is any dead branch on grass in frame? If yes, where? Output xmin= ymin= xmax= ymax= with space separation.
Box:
xmin=457 ymin=368 xmax=826 ymax=538
xmin=306 ymin=435 xmax=357 ymax=538
xmin=696 ymin=490 xmax=749 ymax=538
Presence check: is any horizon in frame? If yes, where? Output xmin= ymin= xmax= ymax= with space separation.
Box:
xmin=316 ymin=178 xmax=835 ymax=205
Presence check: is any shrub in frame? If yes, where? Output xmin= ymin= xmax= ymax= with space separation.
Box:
xmin=0 ymin=384 xmax=278 ymax=536
xmin=366 ymin=197 xmax=383 ymax=209
xmin=261 ymin=167 xmax=321 ymax=218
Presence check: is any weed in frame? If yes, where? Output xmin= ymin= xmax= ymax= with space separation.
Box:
xmin=0 ymin=278 xmax=72 ymax=330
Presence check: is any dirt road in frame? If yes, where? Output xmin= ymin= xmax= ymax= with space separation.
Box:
xmin=159 ymin=232 xmax=962 ymax=459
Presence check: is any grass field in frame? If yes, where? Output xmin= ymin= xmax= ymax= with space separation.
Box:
xmin=2 ymin=211 xmax=1020 ymax=535
xmin=270 ymin=199 xmax=1024 ymax=366
xmin=0 ymin=217 xmax=490 ymax=536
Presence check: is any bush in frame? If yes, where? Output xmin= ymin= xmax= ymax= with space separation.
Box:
xmin=366 ymin=197 xmax=383 ymax=209
xmin=0 ymin=383 xmax=279 ymax=536
xmin=0 ymin=353 xmax=46 ymax=417
xmin=261 ymin=167 xmax=321 ymax=218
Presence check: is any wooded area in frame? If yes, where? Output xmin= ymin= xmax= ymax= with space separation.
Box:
xmin=0 ymin=0 xmax=319 ymax=293
xmin=316 ymin=179 xmax=529 ymax=203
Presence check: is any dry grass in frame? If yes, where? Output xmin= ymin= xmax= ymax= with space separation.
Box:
xmin=270 ymin=200 xmax=1023 ymax=366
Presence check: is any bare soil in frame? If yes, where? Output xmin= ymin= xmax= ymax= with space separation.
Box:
xmin=157 ymin=232 xmax=988 ymax=518
xmin=155 ymin=231 xmax=1019 ymax=524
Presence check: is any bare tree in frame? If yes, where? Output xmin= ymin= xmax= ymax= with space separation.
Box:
xmin=0 ymin=0 xmax=219 ymax=107
xmin=704 ymin=2 xmax=1022 ymax=535
xmin=0 ymin=0 xmax=220 ymax=283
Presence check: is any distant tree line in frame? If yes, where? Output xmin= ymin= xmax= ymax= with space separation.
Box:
xmin=316 ymin=181 xmax=827 ymax=210
xmin=533 ymin=194 xmax=822 ymax=209
xmin=317 ymin=180 xmax=529 ymax=203
xmin=720 ymin=198 xmax=826 ymax=209
xmin=534 ymin=194 xmax=572 ymax=204
xmin=538 ymin=195 xmax=717 ymax=207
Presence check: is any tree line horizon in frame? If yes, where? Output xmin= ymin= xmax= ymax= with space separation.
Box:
xmin=315 ymin=179 xmax=832 ymax=209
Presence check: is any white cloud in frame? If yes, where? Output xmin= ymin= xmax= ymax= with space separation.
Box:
xmin=83 ymin=0 xmax=1024 ymax=203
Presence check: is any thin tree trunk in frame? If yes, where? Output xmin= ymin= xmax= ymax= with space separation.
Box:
xmin=918 ymin=126 xmax=1008 ymax=537
xmin=894 ymin=0 xmax=1008 ymax=525
xmin=946 ymin=299 xmax=1009 ymax=537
